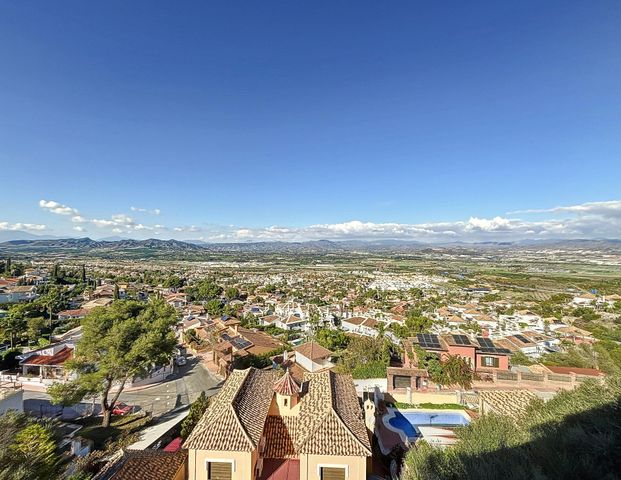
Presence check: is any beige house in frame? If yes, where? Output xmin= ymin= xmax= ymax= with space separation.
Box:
xmin=294 ymin=342 xmax=334 ymax=373
xmin=184 ymin=367 xmax=371 ymax=480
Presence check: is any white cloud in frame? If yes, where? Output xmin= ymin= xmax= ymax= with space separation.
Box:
xmin=28 ymin=198 xmax=621 ymax=242
xmin=0 ymin=222 xmax=47 ymax=231
xmin=130 ymin=206 xmax=161 ymax=215
xmin=111 ymin=214 xmax=134 ymax=225
xmin=464 ymin=216 xmax=514 ymax=232
xmin=73 ymin=225 xmax=86 ymax=232
xmin=509 ymin=200 xmax=621 ymax=218
xmin=195 ymin=200 xmax=621 ymax=242
xmin=172 ymin=225 xmax=200 ymax=233
xmin=92 ymin=219 xmax=116 ymax=227
xmin=39 ymin=199 xmax=79 ymax=216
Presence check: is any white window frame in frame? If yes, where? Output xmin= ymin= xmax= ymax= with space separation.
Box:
xmin=317 ymin=463 xmax=349 ymax=479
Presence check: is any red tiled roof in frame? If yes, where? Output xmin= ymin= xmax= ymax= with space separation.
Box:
xmin=546 ymin=366 xmax=604 ymax=377
xmin=104 ymin=450 xmax=187 ymax=480
xmin=273 ymin=369 xmax=300 ymax=396
xmin=21 ymin=347 xmax=73 ymax=366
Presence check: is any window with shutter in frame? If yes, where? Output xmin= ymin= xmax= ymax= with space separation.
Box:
xmin=393 ymin=375 xmax=411 ymax=389
xmin=481 ymin=356 xmax=499 ymax=368
xmin=207 ymin=461 xmax=232 ymax=480
xmin=321 ymin=466 xmax=346 ymax=480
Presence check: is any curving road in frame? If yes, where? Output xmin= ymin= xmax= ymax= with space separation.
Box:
xmin=22 ymin=354 xmax=223 ymax=419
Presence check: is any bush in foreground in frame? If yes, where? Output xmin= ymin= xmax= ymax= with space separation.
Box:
xmin=402 ymin=377 xmax=621 ymax=480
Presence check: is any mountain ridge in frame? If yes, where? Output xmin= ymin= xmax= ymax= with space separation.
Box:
xmin=1 ymin=236 xmax=620 ymax=254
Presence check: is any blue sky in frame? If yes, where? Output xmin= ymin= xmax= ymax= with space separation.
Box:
xmin=1 ymin=1 xmax=620 ymax=241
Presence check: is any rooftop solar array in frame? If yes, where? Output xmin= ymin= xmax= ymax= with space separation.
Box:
xmin=515 ymin=334 xmax=530 ymax=344
xmin=230 ymin=337 xmax=252 ymax=349
xmin=417 ymin=333 xmax=441 ymax=349
xmin=221 ymin=333 xmax=233 ymax=342
xmin=476 ymin=337 xmax=511 ymax=354
xmin=452 ymin=334 xmax=472 ymax=346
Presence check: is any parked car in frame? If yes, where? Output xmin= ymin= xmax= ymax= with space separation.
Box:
xmin=175 ymin=355 xmax=187 ymax=366
xmin=112 ymin=402 xmax=133 ymax=415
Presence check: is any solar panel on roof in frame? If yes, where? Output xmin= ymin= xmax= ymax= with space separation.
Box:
xmin=477 ymin=337 xmax=495 ymax=348
xmin=515 ymin=334 xmax=530 ymax=344
xmin=231 ymin=337 xmax=252 ymax=349
xmin=417 ymin=333 xmax=441 ymax=348
xmin=479 ymin=346 xmax=511 ymax=355
xmin=452 ymin=334 xmax=471 ymax=345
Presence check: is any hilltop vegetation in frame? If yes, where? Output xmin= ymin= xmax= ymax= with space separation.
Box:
xmin=402 ymin=377 xmax=621 ymax=480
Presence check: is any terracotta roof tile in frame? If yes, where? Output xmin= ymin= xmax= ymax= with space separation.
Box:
xmin=294 ymin=342 xmax=333 ymax=361
xmin=95 ymin=449 xmax=187 ymax=480
xmin=184 ymin=368 xmax=371 ymax=458
xmin=184 ymin=368 xmax=277 ymax=451
xmin=273 ymin=369 xmax=301 ymax=396
xmin=21 ymin=347 xmax=73 ymax=366
xmin=263 ymin=416 xmax=298 ymax=458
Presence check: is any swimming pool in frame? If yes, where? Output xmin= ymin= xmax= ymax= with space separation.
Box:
xmin=386 ymin=409 xmax=470 ymax=439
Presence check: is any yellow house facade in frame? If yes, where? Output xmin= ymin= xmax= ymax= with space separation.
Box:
xmin=184 ymin=367 xmax=372 ymax=480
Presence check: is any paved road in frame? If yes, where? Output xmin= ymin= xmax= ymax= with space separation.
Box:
xmin=23 ymin=354 xmax=223 ymax=419
xmin=121 ymin=356 xmax=223 ymax=415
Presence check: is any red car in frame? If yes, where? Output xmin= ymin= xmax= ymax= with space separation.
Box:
xmin=112 ymin=403 xmax=133 ymax=415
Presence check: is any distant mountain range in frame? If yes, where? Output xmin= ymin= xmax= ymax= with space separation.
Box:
xmin=0 ymin=231 xmax=63 ymax=242
xmin=0 ymin=234 xmax=620 ymax=255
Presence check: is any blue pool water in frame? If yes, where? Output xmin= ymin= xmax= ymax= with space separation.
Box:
xmin=388 ymin=411 xmax=470 ymax=439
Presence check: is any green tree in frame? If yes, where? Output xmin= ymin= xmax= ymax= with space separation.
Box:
xmin=315 ymin=328 xmax=350 ymax=351
xmin=60 ymin=299 xmax=178 ymax=427
xmin=48 ymin=382 xmax=88 ymax=415
xmin=163 ymin=275 xmax=184 ymax=289
xmin=4 ymin=257 xmax=11 ymax=275
xmin=189 ymin=279 xmax=223 ymax=301
xmin=180 ymin=391 xmax=210 ymax=439
xmin=0 ymin=347 xmax=22 ymax=370
xmin=510 ymin=351 xmax=534 ymax=366
xmin=38 ymin=286 xmax=64 ymax=336
xmin=12 ymin=423 xmax=59 ymax=478
xmin=0 ymin=411 xmax=61 ymax=480
xmin=81 ymin=264 xmax=87 ymax=283
xmin=26 ymin=316 xmax=46 ymax=343
xmin=413 ymin=347 xmax=475 ymax=390
xmin=0 ymin=306 xmax=27 ymax=348
xmin=434 ymin=354 xmax=475 ymax=390
xmin=405 ymin=310 xmax=434 ymax=333
xmin=225 ymin=287 xmax=239 ymax=301
xmin=205 ymin=298 xmax=224 ymax=316
xmin=338 ymin=335 xmax=393 ymax=378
